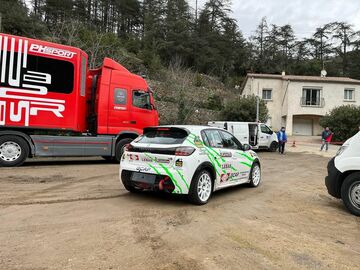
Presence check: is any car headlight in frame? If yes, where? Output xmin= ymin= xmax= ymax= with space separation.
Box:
xmin=336 ymin=145 xmax=348 ymax=156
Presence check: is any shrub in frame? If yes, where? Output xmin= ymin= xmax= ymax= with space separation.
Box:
xmin=220 ymin=95 xmax=269 ymax=122
xmin=320 ymin=105 xmax=360 ymax=142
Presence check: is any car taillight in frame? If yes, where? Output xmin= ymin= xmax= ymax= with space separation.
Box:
xmin=175 ymin=146 xmax=195 ymax=156
xmin=125 ymin=144 xmax=134 ymax=152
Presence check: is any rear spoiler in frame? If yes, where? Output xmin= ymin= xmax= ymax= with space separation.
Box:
xmin=143 ymin=127 xmax=190 ymax=135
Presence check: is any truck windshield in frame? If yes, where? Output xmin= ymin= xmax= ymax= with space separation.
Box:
xmin=136 ymin=128 xmax=188 ymax=145
xmin=133 ymin=90 xmax=152 ymax=110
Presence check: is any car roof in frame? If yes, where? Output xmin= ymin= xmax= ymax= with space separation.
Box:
xmin=152 ymin=125 xmax=225 ymax=132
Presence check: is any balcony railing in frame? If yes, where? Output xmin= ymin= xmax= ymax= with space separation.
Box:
xmin=300 ymin=97 xmax=325 ymax=108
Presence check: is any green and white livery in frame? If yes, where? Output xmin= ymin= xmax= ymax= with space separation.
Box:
xmin=119 ymin=125 xmax=261 ymax=205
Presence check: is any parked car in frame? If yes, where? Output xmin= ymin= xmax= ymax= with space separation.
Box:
xmin=119 ymin=126 xmax=261 ymax=205
xmin=325 ymin=131 xmax=360 ymax=216
xmin=208 ymin=122 xmax=278 ymax=151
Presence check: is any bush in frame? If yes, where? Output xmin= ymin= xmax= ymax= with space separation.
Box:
xmin=220 ymin=95 xmax=269 ymax=122
xmin=320 ymin=105 xmax=360 ymax=142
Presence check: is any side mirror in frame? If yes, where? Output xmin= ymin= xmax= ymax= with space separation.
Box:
xmin=242 ymin=144 xmax=252 ymax=151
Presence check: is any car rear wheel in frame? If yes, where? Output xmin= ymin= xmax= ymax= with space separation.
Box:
xmin=188 ymin=170 xmax=213 ymax=205
xmin=0 ymin=136 xmax=29 ymax=167
xmin=249 ymin=163 xmax=261 ymax=187
xmin=341 ymin=172 xmax=360 ymax=216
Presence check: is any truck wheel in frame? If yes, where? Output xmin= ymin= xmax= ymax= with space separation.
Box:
xmin=341 ymin=172 xmax=360 ymax=216
xmin=115 ymin=138 xmax=133 ymax=163
xmin=0 ymin=135 xmax=29 ymax=167
xmin=269 ymin=141 xmax=278 ymax=152
xmin=249 ymin=163 xmax=261 ymax=187
xmin=188 ymin=170 xmax=213 ymax=205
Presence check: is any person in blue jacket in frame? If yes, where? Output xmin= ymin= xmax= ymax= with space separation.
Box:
xmin=277 ymin=127 xmax=288 ymax=154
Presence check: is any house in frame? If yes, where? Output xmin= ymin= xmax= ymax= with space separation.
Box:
xmin=240 ymin=73 xmax=360 ymax=136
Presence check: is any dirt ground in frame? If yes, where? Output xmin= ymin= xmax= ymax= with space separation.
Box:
xmin=0 ymin=152 xmax=359 ymax=270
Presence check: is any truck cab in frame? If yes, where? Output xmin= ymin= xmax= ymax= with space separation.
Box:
xmin=325 ymin=132 xmax=360 ymax=216
xmin=208 ymin=121 xmax=278 ymax=151
xmin=0 ymin=33 xmax=158 ymax=167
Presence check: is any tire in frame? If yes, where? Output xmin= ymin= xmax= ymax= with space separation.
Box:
xmin=188 ymin=170 xmax=213 ymax=205
xmin=341 ymin=172 xmax=360 ymax=216
xmin=114 ymin=138 xmax=133 ymax=163
xmin=249 ymin=163 xmax=261 ymax=187
xmin=269 ymin=141 xmax=278 ymax=152
xmin=0 ymin=135 xmax=29 ymax=167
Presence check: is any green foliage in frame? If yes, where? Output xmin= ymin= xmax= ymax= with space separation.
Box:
xmin=220 ymin=95 xmax=269 ymax=122
xmin=319 ymin=105 xmax=360 ymax=142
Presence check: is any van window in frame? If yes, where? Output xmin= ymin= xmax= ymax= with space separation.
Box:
xmin=114 ymin=89 xmax=127 ymax=105
xmin=260 ymin=124 xmax=272 ymax=134
xmin=202 ymin=130 xmax=224 ymax=148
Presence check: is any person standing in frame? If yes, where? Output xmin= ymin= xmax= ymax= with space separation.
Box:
xmin=320 ymin=127 xmax=332 ymax=151
xmin=277 ymin=127 xmax=287 ymax=154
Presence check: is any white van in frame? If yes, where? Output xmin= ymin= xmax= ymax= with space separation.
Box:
xmin=208 ymin=122 xmax=278 ymax=151
xmin=325 ymin=132 xmax=360 ymax=216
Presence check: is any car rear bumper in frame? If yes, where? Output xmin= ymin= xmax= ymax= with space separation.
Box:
xmin=325 ymin=157 xmax=343 ymax=199
xmin=120 ymin=162 xmax=190 ymax=194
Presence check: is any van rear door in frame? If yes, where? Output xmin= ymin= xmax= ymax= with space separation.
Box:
xmin=231 ymin=123 xmax=249 ymax=145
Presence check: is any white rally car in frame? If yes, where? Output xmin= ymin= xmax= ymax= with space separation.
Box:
xmin=119 ymin=126 xmax=261 ymax=205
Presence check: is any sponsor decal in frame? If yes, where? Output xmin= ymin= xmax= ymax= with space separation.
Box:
xmin=220 ymin=151 xmax=232 ymax=158
xmin=141 ymin=157 xmax=152 ymax=162
xmin=154 ymin=157 xmax=172 ymax=164
xmin=136 ymin=166 xmax=151 ymax=173
xmin=175 ymin=158 xmax=183 ymax=167
xmin=221 ymin=163 xmax=232 ymax=169
xmin=0 ymin=36 xmax=65 ymax=127
xmin=127 ymin=154 xmax=139 ymax=161
xmin=220 ymin=173 xmax=230 ymax=183
xmin=29 ymin=44 xmax=76 ymax=59
xmin=194 ymin=136 xmax=204 ymax=148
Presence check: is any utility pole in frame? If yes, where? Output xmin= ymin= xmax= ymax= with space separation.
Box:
xmin=195 ymin=0 xmax=198 ymax=24
xmin=256 ymin=82 xmax=260 ymax=122
xmin=0 ymin=13 xmax=2 ymax=32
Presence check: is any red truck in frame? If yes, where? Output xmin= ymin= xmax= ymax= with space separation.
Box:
xmin=0 ymin=33 xmax=159 ymax=167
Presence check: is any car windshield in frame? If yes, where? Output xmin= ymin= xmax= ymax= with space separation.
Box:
xmin=136 ymin=128 xmax=188 ymax=145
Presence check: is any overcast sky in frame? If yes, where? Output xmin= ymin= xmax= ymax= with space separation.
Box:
xmin=189 ymin=0 xmax=360 ymax=38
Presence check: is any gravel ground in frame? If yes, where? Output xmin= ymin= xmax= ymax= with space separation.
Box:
xmin=0 ymin=152 xmax=359 ymax=270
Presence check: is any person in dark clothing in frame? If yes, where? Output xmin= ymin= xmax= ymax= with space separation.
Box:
xmin=320 ymin=127 xmax=333 ymax=151
xmin=277 ymin=127 xmax=287 ymax=154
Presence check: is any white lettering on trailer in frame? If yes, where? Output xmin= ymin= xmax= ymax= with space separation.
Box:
xmin=29 ymin=44 xmax=76 ymax=59
xmin=0 ymin=35 xmax=66 ymax=127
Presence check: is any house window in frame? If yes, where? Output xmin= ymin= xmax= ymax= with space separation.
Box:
xmin=344 ymin=89 xmax=355 ymax=101
xmin=262 ymin=89 xmax=272 ymax=100
xmin=302 ymin=88 xmax=322 ymax=106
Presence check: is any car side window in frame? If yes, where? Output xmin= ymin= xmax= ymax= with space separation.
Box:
xmin=219 ymin=130 xmax=242 ymax=150
xmin=202 ymin=130 xmax=224 ymax=148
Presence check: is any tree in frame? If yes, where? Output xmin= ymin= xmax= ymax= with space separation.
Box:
xmin=221 ymin=95 xmax=269 ymax=122
xmin=320 ymin=105 xmax=360 ymax=142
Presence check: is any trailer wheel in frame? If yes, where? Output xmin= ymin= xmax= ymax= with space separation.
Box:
xmin=0 ymin=135 xmax=29 ymax=167
xmin=115 ymin=138 xmax=133 ymax=163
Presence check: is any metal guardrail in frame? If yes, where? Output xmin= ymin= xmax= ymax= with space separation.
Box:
xmin=300 ymin=97 xmax=325 ymax=107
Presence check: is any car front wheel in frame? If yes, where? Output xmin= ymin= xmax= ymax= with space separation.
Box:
xmin=341 ymin=172 xmax=360 ymax=216
xmin=188 ymin=170 xmax=213 ymax=205
xmin=249 ymin=163 xmax=261 ymax=187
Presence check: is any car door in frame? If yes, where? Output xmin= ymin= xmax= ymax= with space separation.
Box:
xmin=202 ymin=129 xmax=232 ymax=189
xmin=219 ymin=130 xmax=252 ymax=185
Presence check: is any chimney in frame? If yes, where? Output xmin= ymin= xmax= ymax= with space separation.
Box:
xmin=281 ymin=71 xmax=286 ymax=76
xmin=321 ymin=69 xmax=327 ymax=78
